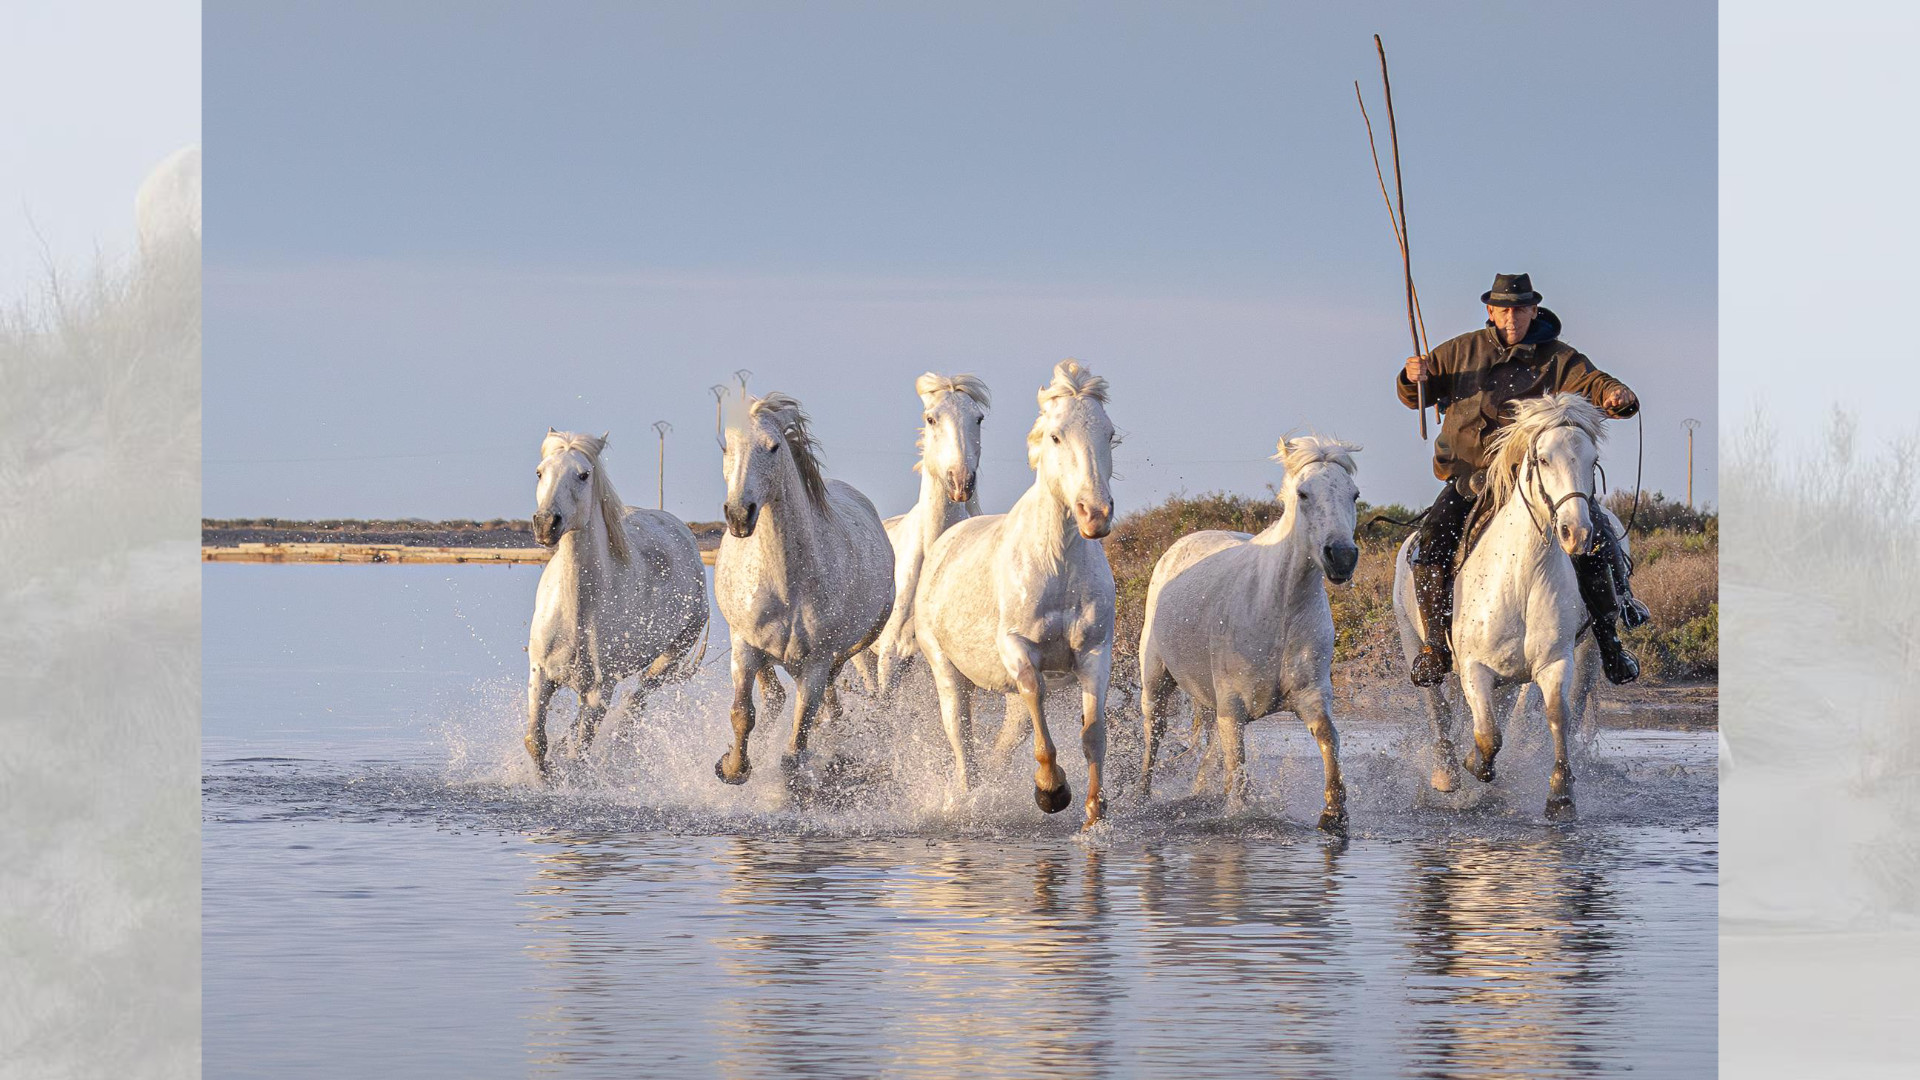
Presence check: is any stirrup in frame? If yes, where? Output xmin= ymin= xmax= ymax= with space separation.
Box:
xmin=1620 ymin=595 xmax=1652 ymax=629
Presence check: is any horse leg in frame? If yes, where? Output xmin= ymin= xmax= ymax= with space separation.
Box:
xmin=1002 ymin=634 xmax=1069 ymax=814
xmin=1136 ymin=653 xmax=1177 ymax=802
xmin=1189 ymin=697 xmax=1217 ymax=797
xmin=1291 ymin=685 xmax=1347 ymax=832
xmin=990 ymin=694 xmax=1026 ymax=767
xmin=1424 ymin=682 xmax=1463 ymax=793
xmin=715 ymin=640 xmax=766 ymax=785
xmin=1076 ymin=645 xmax=1112 ymax=828
xmin=849 ymin=648 xmax=880 ymax=697
xmin=757 ymin=667 xmax=787 ymax=717
xmin=525 ymin=667 xmax=558 ymax=781
xmin=570 ymin=677 xmax=613 ymax=759
xmin=930 ymin=662 xmax=975 ymax=793
xmin=1458 ymin=664 xmax=1503 ymax=784
xmin=1215 ymin=700 xmax=1252 ymax=813
xmin=781 ymin=661 xmax=833 ymax=780
xmin=1540 ymin=660 xmax=1578 ymax=821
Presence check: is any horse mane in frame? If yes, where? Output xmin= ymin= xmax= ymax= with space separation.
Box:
xmin=540 ymin=429 xmax=632 ymax=562
xmin=915 ymin=371 xmax=993 ymax=409
xmin=1481 ymin=393 xmax=1608 ymax=512
xmin=747 ymin=392 xmax=830 ymax=509
xmin=912 ymin=372 xmax=991 ymax=469
xmin=1026 ymin=359 xmax=1110 ymax=467
xmin=1271 ymin=435 xmax=1361 ymax=483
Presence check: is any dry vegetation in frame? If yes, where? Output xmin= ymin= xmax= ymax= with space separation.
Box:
xmin=1101 ymin=485 xmax=1719 ymax=688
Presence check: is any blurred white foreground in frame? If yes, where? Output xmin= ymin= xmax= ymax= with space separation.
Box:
xmin=1721 ymin=411 xmax=1920 ymax=1076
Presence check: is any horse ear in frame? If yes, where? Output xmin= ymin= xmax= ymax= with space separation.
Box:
xmin=548 ymin=426 xmax=557 ymax=434
xmin=600 ymin=431 xmax=610 ymax=444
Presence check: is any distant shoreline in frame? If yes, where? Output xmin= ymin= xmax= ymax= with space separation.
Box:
xmin=202 ymin=518 xmax=726 ymax=550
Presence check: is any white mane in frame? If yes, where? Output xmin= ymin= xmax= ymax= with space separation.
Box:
xmin=1483 ymin=393 xmax=1607 ymax=512
xmin=541 ymin=429 xmax=631 ymax=562
xmin=914 ymin=371 xmax=993 ymax=409
xmin=1026 ymin=359 xmax=1111 ymax=467
xmin=1272 ymin=435 xmax=1361 ymax=481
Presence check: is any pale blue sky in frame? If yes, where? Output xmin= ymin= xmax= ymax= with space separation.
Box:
xmin=206 ymin=2 xmax=1716 ymax=520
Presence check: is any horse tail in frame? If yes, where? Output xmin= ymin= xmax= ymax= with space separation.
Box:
xmin=677 ymin=609 xmax=712 ymax=682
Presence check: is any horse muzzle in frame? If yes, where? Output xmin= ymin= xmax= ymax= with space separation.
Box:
xmin=944 ymin=468 xmax=976 ymax=504
xmin=1074 ymin=500 xmax=1113 ymax=540
xmin=724 ymin=501 xmax=761 ymax=538
xmin=531 ymin=511 xmax=561 ymax=547
xmin=1556 ymin=516 xmax=1593 ymax=556
xmin=1323 ymin=542 xmax=1359 ymax=584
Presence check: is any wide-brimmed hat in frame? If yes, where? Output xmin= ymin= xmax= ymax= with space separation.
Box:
xmin=1480 ymin=272 xmax=1542 ymax=307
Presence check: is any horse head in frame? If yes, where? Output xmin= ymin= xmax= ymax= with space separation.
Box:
xmin=723 ymin=393 xmax=827 ymax=538
xmin=1277 ymin=436 xmax=1362 ymax=584
xmin=533 ymin=429 xmax=630 ymax=559
xmin=1487 ymin=394 xmax=1608 ymax=557
xmin=1027 ymin=360 xmax=1116 ymax=539
xmin=916 ymin=372 xmax=991 ymax=504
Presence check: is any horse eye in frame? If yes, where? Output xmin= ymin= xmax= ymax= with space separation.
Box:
xmin=1051 ymin=434 xmax=1061 ymax=444
xmin=924 ymin=414 xmax=934 ymax=425
xmin=770 ymin=442 xmax=781 ymax=454
xmin=578 ymin=471 xmax=589 ymax=481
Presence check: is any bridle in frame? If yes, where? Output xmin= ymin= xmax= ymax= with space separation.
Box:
xmin=1519 ymin=426 xmax=1601 ymax=553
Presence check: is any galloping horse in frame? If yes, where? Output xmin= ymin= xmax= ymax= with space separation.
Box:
xmin=1136 ymin=437 xmax=1362 ymax=830
xmin=712 ymin=393 xmax=894 ymax=787
xmin=915 ymin=360 xmax=1118 ymax=827
xmin=851 ymin=372 xmax=991 ymax=697
xmin=526 ymin=430 xmax=708 ymax=777
xmin=1393 ymin=393 xmax=1617 ymax=820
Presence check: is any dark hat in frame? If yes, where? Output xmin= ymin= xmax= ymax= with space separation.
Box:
xmin=1480 ymin=272 xmax=1542 ymax=307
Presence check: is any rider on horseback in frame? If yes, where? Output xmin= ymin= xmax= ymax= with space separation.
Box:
xmin=1399 ymin=272 xmax=1650 ymax=687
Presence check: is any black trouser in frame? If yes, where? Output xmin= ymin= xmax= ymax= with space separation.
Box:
xmin=1411 ymin=483 xmax=1474 ymax=567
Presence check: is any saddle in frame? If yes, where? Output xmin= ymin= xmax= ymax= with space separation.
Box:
xmin=1452 ymin=469 xmax=1501 ymax=572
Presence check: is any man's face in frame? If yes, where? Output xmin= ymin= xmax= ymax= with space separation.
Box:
xmin=1487 ymin=303 xmax=1536 ymax=345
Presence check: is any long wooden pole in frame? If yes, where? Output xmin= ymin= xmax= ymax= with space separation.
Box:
xmin=1375 ymin=34 xmax=1429 ymax=440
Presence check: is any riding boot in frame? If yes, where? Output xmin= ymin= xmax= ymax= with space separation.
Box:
xmin=1593 ymin=516 xmax=1652 ymax=629
xmin=1573 ymin=552 xmax=1641 ymax=684
xmin=1409 ymin=562 xmax=1456 ymax=687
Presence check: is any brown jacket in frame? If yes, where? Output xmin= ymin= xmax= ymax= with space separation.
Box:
xmin=1396 ymin=307 xmax=1634 ymax=485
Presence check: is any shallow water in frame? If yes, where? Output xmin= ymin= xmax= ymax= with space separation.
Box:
xmin=204 ymin=565 xmax=1718 ymax=1079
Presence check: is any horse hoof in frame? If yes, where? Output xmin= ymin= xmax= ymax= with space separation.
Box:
xmin=1430 ymin=764 xmax=1459 ymax=793
xmin=1035 ymin=781 xmax=1073 ymax=814
xmin=1464 ymin=753 xmax=1495 ymax=785
xmin=1546 ymin=796 xmax=1576 ymax=822
xmin=1081 ymin=796 xmax=1107 ymax=829
xmin=1318 ymin=807 xmax=1349 ymax=835
xmin=714 ymin=755 xmax=750 ymax=785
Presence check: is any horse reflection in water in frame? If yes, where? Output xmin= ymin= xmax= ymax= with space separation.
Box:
xmin=707 ymin=839 xmax=1119 ymax=1080
xmin=1395 ymin=835 xmax=1624 ymax=1076
xmin=1133 ymin=839 xmax=1352 ymax=1077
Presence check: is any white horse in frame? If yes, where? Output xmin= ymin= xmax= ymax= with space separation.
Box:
xmin=850 ymin=373 xmax=991 ymax=697
xmin=713 ymin=393 xmax=894 ymax=787
xmin=1136 ymin=437 xmax=1362 ymax=830
xmin=135 ymin=145 xmax=201 ymax=258
xmin=1393 ymin=393 xmax=1614 ymax=820
xmin=526 ymin=430 xmax=708 ymax=777
xmin=915 ymin=360 xmax=1118 ymax=827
